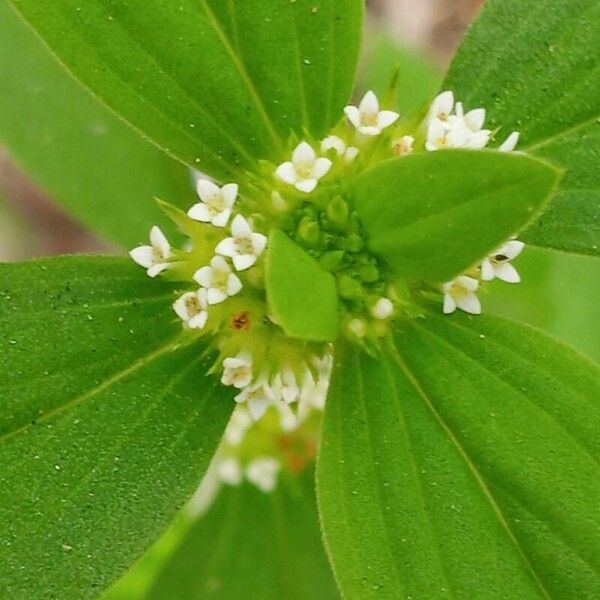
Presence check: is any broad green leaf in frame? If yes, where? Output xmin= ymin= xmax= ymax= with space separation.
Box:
xmin=360 ymin=36 xmax=442 ymax=118
xmin=109 ymin=469 xmax=338 ymax=600
xmin=8 ymin=0 xmax=363 ymax=182
xmin=444 ymin=0 xmax=600 ymax=255
xmin=0 ymin=257 xmax=232 ymax=599
xmin=265 ymin=229 xmax=339 ymax=342
xmin=318 ymin=315 xmax=600 ymax=600
xmin=486 ymin=247 xmax=600 ymax=363
xmin=318 ymin=313 xmax=600 ymax=598
xmin=0 ymin=1 xmax=194 ymax=248
xmin=353 ymin=150 xmax=560 ymax=282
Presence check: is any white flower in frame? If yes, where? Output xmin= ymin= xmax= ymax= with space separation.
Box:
xmin=428 ymin=91 xmax=455 ymax=124
xmin=275 ymin=142 xmax=332 ymax=193
xmin=321 ymin=135 xmax=359 ymax=163
xmin=272 ymin=367 xmax=300 ymax=404
xmin=426 ymin=93 xmax=491 ymax=151
xmin=221 ymin=351 xmax=253 ymax=389
xmin=442 ymin=276 xmax=482 ymax=315
xmin=215 ymin=215 xmax=267 ymax=271
xmin=393 ymin=135 xmax=415 ymax=156
xmin=217 ymin=457 xmax=243 ymax=486
xmin=344 ymin=91 xmax=400 ymax=136
xmin=194 ymin=256 xmax=242 ymax=305
xmin=187 ymin=179 xmax=238 ymax=228
xmin=224 ymin=406 xmax=253 ymax=446
xmin=129 ymin=226 xmax=172 ymax=277
xmin=172 ymin=289 xmax=209 ymax=329
xmin=371 ymin=297 xmax=394 ymax=320
xmin=499 ymin=131 xmax=520 ymax=152
xmin=246 ymin=457 xmax=280 ymax=493
xmin=480 ymin=240 xmax=525 ymax=283
xmin=234 ymin=376 xmax=277 ymax=421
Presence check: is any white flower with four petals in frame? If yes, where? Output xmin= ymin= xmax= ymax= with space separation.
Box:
xmin=172 ymin=288 xmax=209 ymax=330
xmin=442 ymin=276 xmax=482 ymax=315
xmin=188 ymin=179 xmax=238 ymax=228
xmin=275 ymin=142 xmax=333 ymax=193
xmin=344 ymin=90 xmax=400 ymax=136
xmin=194 ymin=256 xmax=243 ymax=305
xmin=129 ymin=226 xmax=172 ymax=278
xmin=480 ymin=240 xmax=525 ymax=283
xmin=215 ymin=215 xmax=267 ymax=271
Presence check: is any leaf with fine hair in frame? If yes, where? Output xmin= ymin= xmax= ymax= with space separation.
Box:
xmin=353 ymin=151 xmax=560 ymax=282
xmin=444 ymin=0 xmax=600 ymax=255
xmin=0 ymin=2 xmax=194 ymax=248
xmin=318 ymin=313 xmax=600 ymax=599
xmin=0 ymin=257 xmax=232 ymax=599
xmin=8 ymin=0 xmax=363 ymax=183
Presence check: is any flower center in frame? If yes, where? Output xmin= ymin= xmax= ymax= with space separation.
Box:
xmin=234 ymin=237 xmax=254 ymax=255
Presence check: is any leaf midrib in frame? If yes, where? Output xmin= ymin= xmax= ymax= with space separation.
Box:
xmin=0 ymin=336 xmax=185 ymax=447
xmin=387 ymin=344 xmax=552 ymax=600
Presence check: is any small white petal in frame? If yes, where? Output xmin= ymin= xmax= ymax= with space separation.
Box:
xmin=321 ymin=135 xmax=346 ymax=155
xmin=371 ymin=297 xmax=394 ymax=320
xmin=292 ymin=141 xmax=316 ymax=165
xmin=129 ymin=246 xmax=155 ymax=269
xmin=194 ymin=266 xmax=214 ymax=287
xmin=226 ymin=273 xmax=243 ymax=296
xmin=296 ymin=178 xmax=318 ymax=193
xmin=221 ymin=183 xmax=239 ymax=207
xmin=443 ymin=293 xmax=457 ymax=314
xmin=150 ymin=226 xmax=170 ymax=257
xmin=173 ymin=294 xmax=193 ymax=321
xmin=312 ymin=157 xmax=332 ymax=180
xmin=377 ymin=110 xmax=400 ymax=130
xmin=211 ymin=255 xmax=231 ymax=272
xmin=431 ymin=91 xmax=454 ymax=119
xmin=196 ymin=179 xmax=221 ymax=202
xmin=502 ymin=240 xmax=525 ymax=259
xmin=480 ymin=259 xmax=495 ymax=281
xmin=211 ymin=209 xmax=231 ymax=228
xmin=147 ymin=263 xmax=169 ymax=278
xmin=231 ymin=214 xmax=252 ymax=238
xmin=188 ymin=311 xmax=208 ymax=329
xmin=427 ymin=119 xmax=446 ymax=144
xmin=359 ymin=90 xmax=380 ymax=115
xmin=465 ymin=108 xmax=486 ymax=131
xmin=344 ymin=105 xmax=362 ymax=129
xmin=358 ymin=125 xmax=381 ymax=137
xmin=247 ymin=398 xmax=269 ymax=421
xmin=456 ymin=293 xmax=482 ymax=315
xmin=495 ymin=263 xmax=521 ymax=284
xmin=499 ymin=131 xmax=520 ymax=152
xmin=465 ymin=129 xmax=491 ymax=149
xmin=275 ymin=162 xmax=298 ymax=185
xmin=215 ymin=238 xmax=237 ymax=258
xmin=207 ymin=288 xmax=228 ymax=305
xmin=251 ymin=232 xmax=268 ymax=256
xmin=457 ymin=276 xmax=480 ymax=292
xmin=233 ymin=254 xmax=257 ymax=271
xmin=187 ymin=203 xmax=213 ymax=223
xmin=345 ymin=147 xmax=360 ymax=162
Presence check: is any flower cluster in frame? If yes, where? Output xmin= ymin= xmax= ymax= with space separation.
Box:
xmin=425 ymin=91 xmax=519 ymax=153
xmin=129 ymin=88 xmax=530 ymax=493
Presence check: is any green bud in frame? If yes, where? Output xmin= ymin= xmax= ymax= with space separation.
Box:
xmin=344 ymin=233 xmax=364 ymax=253
xmin=297 ymin=217 xmax=320 ymax=247
xmin=358 ymin=263 xmax=380 ymax=283
xmin=337 ymin=274 xmax=364 ymax=300
xmin=326 ymin=195 xmax=349 ymax=229
xmin=319 ymin=250 xmax=346 ymax=271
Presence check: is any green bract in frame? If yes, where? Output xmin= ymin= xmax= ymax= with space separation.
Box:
xmin=1 ymin=0 xmax=599 ymax=598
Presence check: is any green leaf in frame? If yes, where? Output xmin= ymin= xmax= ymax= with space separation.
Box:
xmin=353 ymin=150 xmax=560 ymax=282
xmin=0 ymin=2 xmax=194 ymax=248
xmin=0 ymin=256 xmax=232 ymax=599
xmin=318 ymin=313 xmax=600 ymax=598
xmin=444 ymin=0 xmax=600 ymax=255
xmin=8 ymin=0 xmax=363 ymax=181
xmin=360 ymin=36 xmax=442 ymax=118
xmin=265 ymin=229 xmax=339 ymax=342
xmin=110 ymin=469 xmax=338 ymax=600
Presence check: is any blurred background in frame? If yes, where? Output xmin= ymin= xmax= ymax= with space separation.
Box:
xmin=1 ymin=0 xmax=599 ymax=361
